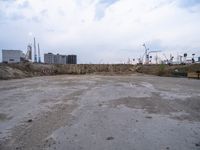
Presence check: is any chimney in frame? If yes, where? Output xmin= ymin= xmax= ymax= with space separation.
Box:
xmin=34 ymin=37 xmax=37 ymax=62
xmin=38 ymin=43 xmax=41 ymax=63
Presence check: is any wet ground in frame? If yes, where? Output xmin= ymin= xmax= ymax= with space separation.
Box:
xmin=0 ymin=74 xmax=200 ymax=150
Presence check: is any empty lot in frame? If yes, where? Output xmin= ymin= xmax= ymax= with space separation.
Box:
xmin=0 ymin=75 xmax=200 ymax=150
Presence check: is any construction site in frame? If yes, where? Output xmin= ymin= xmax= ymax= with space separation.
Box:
xmin=1 ymin=0 xmax=200 ymax=149
xmin=0 ymin=71 xmax=199 ymax=150
xmin=0 ymin=40 xmax=200 ymax=150
xmin=0 ymin=36 xmax=200 ymax=150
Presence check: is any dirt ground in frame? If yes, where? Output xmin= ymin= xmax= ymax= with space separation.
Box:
xmin=0 ymin=74 xmax=200 ymax=150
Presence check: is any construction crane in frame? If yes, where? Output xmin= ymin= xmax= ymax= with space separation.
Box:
xmin=142 ymin=43 xmax=149 ymax=64
xmin=192 ymin=53 xmax=195 ymax=63
xmin=178 ymin=55 xmax=183 ymax=64
xmin=148 ymin=50 xmax=161 ymax=64
xmin=142 ymin=43 xmax=161 ymax=64
xmin=163 ymin=53 xmax=174 ymax=65
xmin=163 ymin=53 xmax=168 ymax=62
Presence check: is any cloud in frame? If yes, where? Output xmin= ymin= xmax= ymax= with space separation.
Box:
xmin=57 ymin=8 xmax=65 ymax=16
xmin=178 ymin=0 xmax=200 ymax=7
xmin=0 ymin=0 xmax=200 ymax=63
xmin=18 ymin=0 xmax=30 ymax=9
xmin=95 ymin=0 xmax=119 ymax=20
xmin=40 ymin=9 xmax=48 ymax=16
xmin=10 ymin=13 xmax=25 ymax=20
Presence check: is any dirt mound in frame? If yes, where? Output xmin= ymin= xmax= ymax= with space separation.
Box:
xmin=136 ymin=64 xmax=200 ymax=77
xmin=0 ymin=65 xmax=27 ymax=80
xmin=1 ymin=63 xmax=199 ymax=80
xmin=0 ymin=63 xmax=136 ymax=80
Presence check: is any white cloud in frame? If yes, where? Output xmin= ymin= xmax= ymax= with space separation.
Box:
xmin=0 ymin=0 xmax=200 ymax=63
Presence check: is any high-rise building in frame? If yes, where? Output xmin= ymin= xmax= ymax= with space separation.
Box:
xmin=44 ymin=53 xmax=77 ymax=64
xmin=54 ymin=54 xmax=67 ymax=64
xmin=44 ymin=53 xmax=54 ymax=64
xmin=67 ymin=55 xmax=77 ymax=64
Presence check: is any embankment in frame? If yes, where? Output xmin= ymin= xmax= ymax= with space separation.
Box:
xmin=136 ymin=64 xmax=200 ymax=77
xmin=0 ymin=63 xmax=200 ymax=80
xmin=0 ymin=63 xmax=135 ymax=80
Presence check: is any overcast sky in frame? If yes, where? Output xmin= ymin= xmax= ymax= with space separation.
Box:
xmin=0 ymin=0 xmax=200 ymax=63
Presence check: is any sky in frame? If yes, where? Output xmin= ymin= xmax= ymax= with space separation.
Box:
xmin=0 ymin=0 xmax=200 ymax=63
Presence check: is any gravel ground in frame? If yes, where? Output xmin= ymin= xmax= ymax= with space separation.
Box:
xmin=0 ymin=74 xmax=200 ymax=150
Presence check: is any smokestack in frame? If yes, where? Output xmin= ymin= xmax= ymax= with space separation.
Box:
xmin=34 ymin=37 xmax=37 ymax=62
xmin=38 ymin=43 xmax=41 ymax=63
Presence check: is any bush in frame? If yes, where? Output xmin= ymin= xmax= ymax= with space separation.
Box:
xmin=158 ymin=64 xmax=165 ymax=76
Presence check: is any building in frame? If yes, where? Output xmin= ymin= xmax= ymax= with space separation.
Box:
xmin=54 ymin=54 xmax=67 ymax=64
xmin=60 ymin=55 xmax=67 ymax=64
xmin=2 ymin=50 xmax=25 ymax=63
xmin=67 ymin=55 xmax=77 ymax=64
xmin=44 ymin=53 xmax=77 ymax=64
xmin=44 ymin=53 xmax=54 ymax=64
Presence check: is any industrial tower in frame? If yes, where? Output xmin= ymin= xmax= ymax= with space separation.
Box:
xmin=34 ymin=37 xmax=37 ymax=62
xmin=38 ymin=43 xmax=41 ymax=63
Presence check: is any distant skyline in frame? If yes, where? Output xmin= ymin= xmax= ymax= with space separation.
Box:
xmin=0 ymin=0 xmax=200 ymax=63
